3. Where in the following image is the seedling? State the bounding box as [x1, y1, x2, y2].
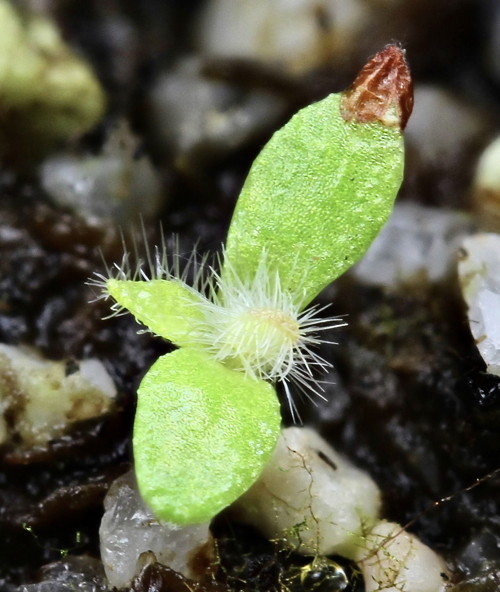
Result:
[93, 45, 412, 525]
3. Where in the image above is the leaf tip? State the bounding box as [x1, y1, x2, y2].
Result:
[340, 44, 413, 130]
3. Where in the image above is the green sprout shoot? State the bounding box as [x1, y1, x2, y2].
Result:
[91, 45, 413, 526]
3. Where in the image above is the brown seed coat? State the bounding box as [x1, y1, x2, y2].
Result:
[340, 44, 413, 130]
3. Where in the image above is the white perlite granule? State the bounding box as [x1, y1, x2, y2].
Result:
[0, 343, 116, 447]
[458, 233, 500, 376]
[233, 427, 449, 592]
[232, 426, 382, 559]
[99, 471, 213, 589]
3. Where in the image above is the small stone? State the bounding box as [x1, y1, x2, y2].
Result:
[0, 344, 116, 447]
[472, 135, 500, 231]
[355, 521, 449, 592]
[0, 0, 105, 151]
[195, 0, 369, 75]
[148, 56, 286, 172]
[455, 528, 500, 579]
[231, 426, 381, 559]
[458, 233, 500, 376]
[18, 556, 108, 592]
[40, 121, 163, 224]
[99, 471, 214, 589]
[405, 85, 489, 171]
[353, 202, 473, 286]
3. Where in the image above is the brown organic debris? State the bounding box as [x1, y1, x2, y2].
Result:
[131, 559, 230, 592]
[341, 44, 413, 130]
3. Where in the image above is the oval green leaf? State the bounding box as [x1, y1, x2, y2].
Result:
[133, 348, 281, 525]
[106, 278, 205, 347]
[224, 93, 404, 307]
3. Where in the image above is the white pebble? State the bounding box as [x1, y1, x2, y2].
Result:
[232, 426, 381, 559]
[99, 471, 213, 589]
[458, 233, 500, 376]
[148, 56, 286, 168]
[472, 135, 500, 231]
[353, 202, 472, 286]
[474, 136, 500, 192]
[40, 121, 162, 223]
[0, 344, 116, 447]
[355, 521, 449, 592]
[196, 0, 368, 74]
[18, 555, 108, 592]
[405, 85, 488, 169]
